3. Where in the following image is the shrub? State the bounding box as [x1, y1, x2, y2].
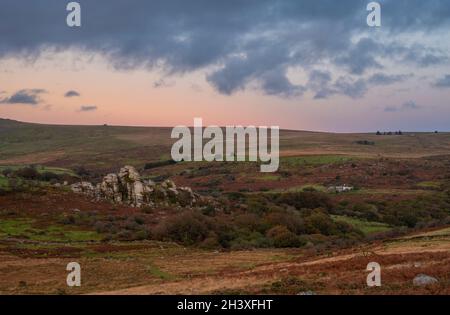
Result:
[14, 167, 39, 180]
[271, 191, 332, 210]
[141, 206, 154, 214]
[60, 215, 76, 225]
[155, 211, 211, 246]
[266, 225, 304, 248]
[263, 210, 306, 235]
[133, 215, 145, 225]
[305, 211, 338, 236]
[134, 228, 151, 240]
[201, 205, 216, 216]
[200, 232, 221, 249]
[74, 166, 90, 177]
[40, 171, 62, 182]
[1, 168, 13, 177]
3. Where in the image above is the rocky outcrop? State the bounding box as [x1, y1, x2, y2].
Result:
[71, 166, 198, 208]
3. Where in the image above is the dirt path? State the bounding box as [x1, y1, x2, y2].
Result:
[91, 240, 450, 295]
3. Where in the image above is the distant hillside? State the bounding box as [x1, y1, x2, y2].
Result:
[1, 118, 450, 172]
[0, 118, 26, 127]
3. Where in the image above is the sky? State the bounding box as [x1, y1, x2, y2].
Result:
[0, 0, 450, 132]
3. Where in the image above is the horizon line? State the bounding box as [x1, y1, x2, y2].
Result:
[1, 117, 448, 135]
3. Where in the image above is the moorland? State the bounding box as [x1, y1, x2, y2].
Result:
[1, 118, 449, 294]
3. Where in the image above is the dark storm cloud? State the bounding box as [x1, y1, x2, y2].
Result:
[0, 0, 449, 98]
[433, 75, 450, 88]
[0, 89, 47, 105]
[79, 105, 97, 112]
[65, 90, 80, 97]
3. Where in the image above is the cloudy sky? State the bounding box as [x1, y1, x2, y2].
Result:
[0, 0, 449, 132]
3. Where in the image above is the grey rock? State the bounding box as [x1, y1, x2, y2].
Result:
[413, 274, 438, 286]
[71, 165, 199, 208]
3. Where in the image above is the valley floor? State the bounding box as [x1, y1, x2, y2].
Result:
[1, 226, 449, 295]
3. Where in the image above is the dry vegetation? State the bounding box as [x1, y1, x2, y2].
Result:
[1, 118, 450, 295]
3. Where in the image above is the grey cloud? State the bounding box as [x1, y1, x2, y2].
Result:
[334, 38, 383, 75]
[153, 79, 175, 88]
[0, 89, 46, 105]
[260, 69, 306, 98]
[384, 100, 421, 112]
[368, 73, 412, 86]
[65, 90, 80, 97]
[307, 70, 334, 99]
[308, 71, 413, 100]
[79, 105, 97, 112]
[402, 46, 448, 67]
[433, 75, 450, 88]
[307, 73, 368, 99]
[384, 105, 398, 112]
[333, 77, 368, 99]
[0, 1, 449, 97]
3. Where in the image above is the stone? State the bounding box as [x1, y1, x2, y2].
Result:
[70, 181, 96, 197]
[413, 274, 438, 286]
[71, 165, 199, 208]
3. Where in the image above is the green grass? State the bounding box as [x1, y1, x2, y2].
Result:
[0, 175, 8, 188]
[416, 181, 441, 189]
[0, 219, 103, 242]
[331, 215, 392, 235]
[146, 264, 175, 280]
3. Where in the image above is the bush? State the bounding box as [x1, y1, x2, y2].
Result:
[14, 167, 39, 180]
[305, 211, 338, 236]
[155, 211, 211, 246]
[266, 225, 304, 248]
[201, 205, 216, 216]
[141, 206, 154, 214]
[40, 171, 62, 182]
[263, 210, 306, 235]
[270, 191, 332, 210]
[74, 166, 90, 177]
[60, 215, 76, 225]
[1, 168, 13, 177]
[132, 215, 145, 225]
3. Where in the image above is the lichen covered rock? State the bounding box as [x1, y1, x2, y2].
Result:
[71, 165, 198, 208]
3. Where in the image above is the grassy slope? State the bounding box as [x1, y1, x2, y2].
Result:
[0, 218, 103, 242]
[331, 215, 392, 235]
[2, 118, 450, 172]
